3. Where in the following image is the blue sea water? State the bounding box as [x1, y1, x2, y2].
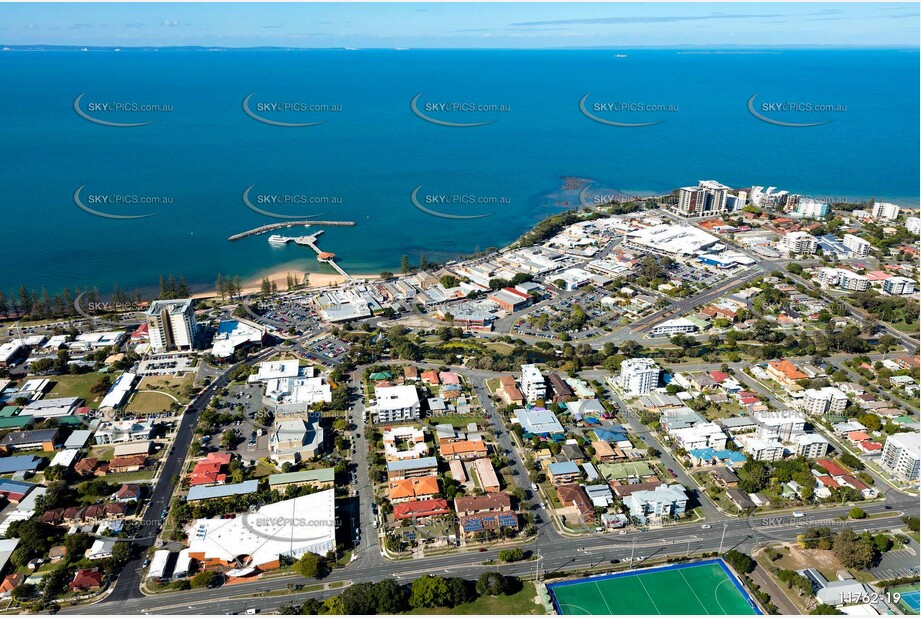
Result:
[1, 48, 918, 296]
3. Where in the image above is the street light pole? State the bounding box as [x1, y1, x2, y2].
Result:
[718, 523, 728, 555]
[630, 538, 636, 564]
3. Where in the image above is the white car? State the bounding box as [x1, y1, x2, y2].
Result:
[701, 524, 711, 529]
[619, 530, 627, 535]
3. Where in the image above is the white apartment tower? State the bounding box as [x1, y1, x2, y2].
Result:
[676, 180, 731, 217]
[802, 387, 849, 416]
[880, 433, 920, 481]
[843, 234, 871, 257]
[871, 202, 900, 221]
[782, 232, 818, 255]
[619, 358, 661, 395]
[520, 364, 547, 403]
[146, 299, 197, 352]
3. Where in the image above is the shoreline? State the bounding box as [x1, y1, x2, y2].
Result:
[191, 269, 381, 301]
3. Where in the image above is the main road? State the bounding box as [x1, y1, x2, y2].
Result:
[62, 358, 919, 615]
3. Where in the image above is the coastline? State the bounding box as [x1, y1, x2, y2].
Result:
[191, 269, 381, 301]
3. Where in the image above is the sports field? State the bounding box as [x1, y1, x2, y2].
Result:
[890, 585, 920, 614]
[548, 560, 760, 615]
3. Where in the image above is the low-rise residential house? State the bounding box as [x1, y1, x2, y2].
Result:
[388, 476, 440, 503]
[557, 484, 595, 524]
[548, 461, 582, 485]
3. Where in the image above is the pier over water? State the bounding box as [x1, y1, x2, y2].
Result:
[227, 220, 355, 241]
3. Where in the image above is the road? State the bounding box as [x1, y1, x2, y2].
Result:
[62, 353, 919, 614]
[62, 496, 916, 615]
[100, 349, 278, 605]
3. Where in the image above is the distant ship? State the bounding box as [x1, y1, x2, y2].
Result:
[615, 54, 628, 58]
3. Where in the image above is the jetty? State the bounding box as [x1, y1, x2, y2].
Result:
[228, 220, 355, 241]
[267, 232, 352, 281]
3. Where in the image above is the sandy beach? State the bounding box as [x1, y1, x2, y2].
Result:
[192, 269, 380, 301]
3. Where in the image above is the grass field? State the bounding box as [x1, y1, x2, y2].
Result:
[406, 581, 541, 615]
[549, 560, 759, 615]
[125, 389, 177, 414]
[35, 373, 110, 407]
[136, 374, 196, 404]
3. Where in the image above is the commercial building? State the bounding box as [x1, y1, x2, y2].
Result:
[619, 358, 660, 395]
[0, 341, 26, 367]
[146, 299, 197, 352]
[520, 364, 547, 403]
[267, 468, 335, 490]
[883, 276, 916, 296]
[802, 387, 849, 415]
[93, 420, 154, 444]
[650, 317, 700, 337]
[186, 490, 336, 571]
[487, 287, 531, 313]
[782, 231, 818, 255]
[211, 319, 265, 359]
[372, 385, 421, 423]
[99, 372, 136, 413]
[269, 416, 324, 464]
[21, 397, 81, 419]
[186, 480, 259, 502]
[676, 180, 731, 217]
[623, 224, 720, 258]
[879, 432, 920, 481]
[842, 234, 871, 257]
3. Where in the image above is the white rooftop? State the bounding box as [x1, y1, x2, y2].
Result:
[186, 490, 336, 569]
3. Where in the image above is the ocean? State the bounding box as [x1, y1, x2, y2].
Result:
[1, 48, 918, 296]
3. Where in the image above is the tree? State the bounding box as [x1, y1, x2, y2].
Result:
[849, 507, 867, 520]
[810, 604, 844, 615]
[401, 255, 411, 274]
[832, 529, 878, 570]
[723, 550, 755, 574]
[295, 552, 326, 579]
[409, 575, 452, 609]
[372, 579, 408, 613]
[738, 460, 771, 493]
[476, 572, 510, 596]
[498, 547, 523, 563]
[190, 570, 221, 589]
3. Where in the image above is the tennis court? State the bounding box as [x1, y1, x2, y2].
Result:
[548, 560, 760, 615]
[891, 585, 920, 614]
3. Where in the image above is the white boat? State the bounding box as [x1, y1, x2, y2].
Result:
[267, 235, 288, 245]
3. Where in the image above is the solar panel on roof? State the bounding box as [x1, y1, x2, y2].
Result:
[497, 515, 517, 527]
[463, 518, 483, 532]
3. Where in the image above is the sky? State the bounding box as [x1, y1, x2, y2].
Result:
[0, 3, 918, 49]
